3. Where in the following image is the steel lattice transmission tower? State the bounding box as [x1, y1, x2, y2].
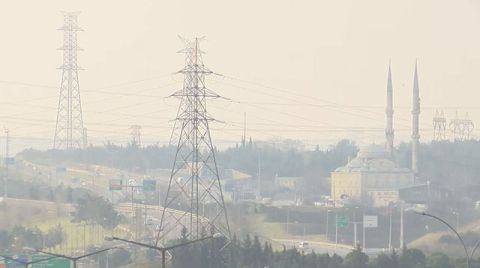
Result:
[53, 12, 86, 150]
[157, 38, 230, 243]
[449, 111, 474, 141]
[129, 125, 142, 147]
[433, 110, 446, 141]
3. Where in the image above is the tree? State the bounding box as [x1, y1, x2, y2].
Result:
[370, 253, 395, 268]
[426, 252, 452, 268]
[328, 254, 343, 268]
[75, 195, 121, 229]
[107, 248, 131, 267]
[400, 248, 426, 268]
[343, 245, 368, 268]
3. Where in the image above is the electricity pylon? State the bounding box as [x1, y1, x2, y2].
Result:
[53, 12, 86, 150]
[433, 110, 446, 141]
[157, 38, 230, 244]
[129, 125, 142, 147]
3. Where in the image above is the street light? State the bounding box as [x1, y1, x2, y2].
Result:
[105, 233, 224, 268]
[416, 212, 469, 268]
[34, 247, 116, 268]
[0, 254, 56, 268]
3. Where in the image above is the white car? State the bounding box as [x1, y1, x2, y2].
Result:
[298, 241, 309, 249]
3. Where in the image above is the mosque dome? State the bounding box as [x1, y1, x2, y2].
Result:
[335, 143, 401, 172]
[357, 143, 390, 160]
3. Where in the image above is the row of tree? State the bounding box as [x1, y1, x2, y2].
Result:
[0, 225, 63, 252]
[169, 234, 479, 268]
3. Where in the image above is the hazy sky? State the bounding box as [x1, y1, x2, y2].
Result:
[1, 0, 480, 152]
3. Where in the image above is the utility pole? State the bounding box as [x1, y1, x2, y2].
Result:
[157, 38, 230, 244]
[4, 128, 9, 198]
[242, 112, 246, 147]
[53, 12, 86, 150]
[353, 222, 359, 247]
[257, 153, 261, 199]
[388, 205, 393, 252]
[326, 210, 330, 241]
[362, 210, 366, 250]
[286, 207, 290, 236]
[335, 213, 338, 253]
[400, 202, 405, 249]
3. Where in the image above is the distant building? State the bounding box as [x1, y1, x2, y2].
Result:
[331, 144, 414, 207]
[221, 169, 255, 202]
[275, 176, 305, 191]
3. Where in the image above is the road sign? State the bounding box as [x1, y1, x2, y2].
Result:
[143, 179, 156, 192]
[31, 256, 70, 268]
[5, 255, 28, 268]
[109, 179, 123, 191]
[363, 215, 378, 228]
[336, 215, 350, 228]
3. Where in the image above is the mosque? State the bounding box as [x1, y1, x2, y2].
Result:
[331, 63, 420, 207]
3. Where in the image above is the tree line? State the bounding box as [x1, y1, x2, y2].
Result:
[0, 225, 63, 253]
[168, 234, 480, 268]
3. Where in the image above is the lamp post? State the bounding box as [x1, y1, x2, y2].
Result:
[35, 247, 116, 268]
[470, 240, 480, 263]
[0, 254, 55, 268]
[417, 212, 469, 268]
[105, 233, 224, 268]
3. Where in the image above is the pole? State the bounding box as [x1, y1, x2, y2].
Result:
[83, 223, 86, 253]
[418, 212, 470, 268]
[326, 210, 329, 241]
[286, 208, 290, 236]
[162, 249, 166, 268]
[257, 153, 261, 199]
[353, 222, 358, 247]
[335, 213, 338, 253]
[243, 112, 246, 146]
[362, 210, 366, 250]
[388, 206, 393, 252]
[400, 202, 404, 249]
[456, 212, 460, 230]
[4, 129, 8, 198]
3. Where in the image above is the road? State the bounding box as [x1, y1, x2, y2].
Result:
[272, 238, 353, 256]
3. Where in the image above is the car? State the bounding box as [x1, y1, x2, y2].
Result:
[298, 241, 309, 249]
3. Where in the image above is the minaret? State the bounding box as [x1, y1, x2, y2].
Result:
[385, 63, 394, 157]
[411, 61, 421, 174]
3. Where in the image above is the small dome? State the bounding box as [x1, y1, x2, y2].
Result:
[357, 144, 390, 159]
